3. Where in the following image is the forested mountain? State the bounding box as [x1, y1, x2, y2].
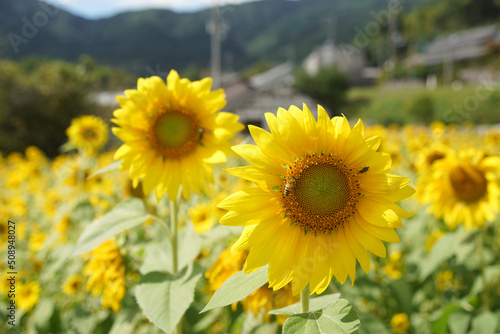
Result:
[1, 0, 419, 75]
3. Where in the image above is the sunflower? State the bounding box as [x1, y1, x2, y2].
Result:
[391, 313, 410, 334]
[66, 115, 108, 153]
[383, 250, 403, 280]
[17, 281, 41, 311]
[217, 104, 414, 295]
[83, 240, 126, 312]
[189, 202, 215, 234]
[62, 274, 84, 296]
[112, 70, 243, 201]
[420, 149, 500, 230]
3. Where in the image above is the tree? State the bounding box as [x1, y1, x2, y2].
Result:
[294, 66, 350, 116]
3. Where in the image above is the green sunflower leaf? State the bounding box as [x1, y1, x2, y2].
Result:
[200, 265, 269, 313]
[358, 312, 388, 334]
[135, 264, 202, 334]
[470, 312, 498, 334]
[448, 311, 471, 334]
[72, 197, 148, 256]
[86, 159, 122, 179]
[419, 226, 469, 281]
[282, 298, 360, 334]
[432, 303, 463, 334]
[269, 293, 341, 315]
[140, 225, 201, 274]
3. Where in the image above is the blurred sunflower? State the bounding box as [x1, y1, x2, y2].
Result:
[189, 202, 215, 234]
[112, 70, 243, 201]
[435, 270, 458, 292]
[218, 105, 414, 295]
[66, 115, 109, 153]
[62, 274, 83, 296]
[420, 149, 500, 230]
[17, 281, 40, 312]
[83, 240, 126, 312]
[383, 250, 404, 280]
[391, 313, 410, 334]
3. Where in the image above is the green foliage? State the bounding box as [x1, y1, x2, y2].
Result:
[419, 227, 469, 280]
[0, 57, 134, 157]
[282, 299, 360, 334]
[0, 59, 94, 157]
[0, 0, 425, 74]
[241, 60, 273, 82]
[201, 265, 269, 313]
[345, 86, 500, 125]
[294, 66, 350, 116]
[135, 265, 203, 334]
[406, 94, 435, 123]
[72, 197, 149, 256]
[181, 64, 202, 81]
[140, 226, 202, 274]
[403, 0, 500, 43]
[270, 294, 341, 316]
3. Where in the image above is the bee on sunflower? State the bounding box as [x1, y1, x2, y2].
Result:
[217, 104, 415, 296]
[112, 70, 243, 201]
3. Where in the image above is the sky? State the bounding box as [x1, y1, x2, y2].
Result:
[45, 0, 257, 19]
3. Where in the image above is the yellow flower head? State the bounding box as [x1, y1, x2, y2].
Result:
[18, 281, 41, 312]
[391, 313, 410, 334]
[218, 105, 415, 295]
[83, 240, 126, 312]
[29, 231, 47, 253]
[66, 115, 109, 153]
[62, 274, 83, 296]
[436, 270, 455, 292]
[384, 250, 403, 279]
[420, 149, 500, 230]
[189, 203, 215, 234]
[112, 70, 244, 201]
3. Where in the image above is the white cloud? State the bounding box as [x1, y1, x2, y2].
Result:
[47, 0, 257, 18]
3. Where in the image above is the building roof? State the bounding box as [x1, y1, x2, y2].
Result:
[421, 25, 499, 65]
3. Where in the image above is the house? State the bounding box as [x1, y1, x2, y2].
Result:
[411, 25, 500, 66]
[224, 62, 320, 131]
[302, 40, 375, 85]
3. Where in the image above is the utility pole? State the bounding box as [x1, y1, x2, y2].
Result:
[388, 10, 397, 82]
[207, 2, 223, 89]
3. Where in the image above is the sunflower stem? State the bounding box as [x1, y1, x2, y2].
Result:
[300, 284, 310, 313]
[170, 198, 179, 275]
[476, 228, 491, 311]
[170, 189, 182, 334]
[77, 150, 87, 201]
[149, 214, 171, 239]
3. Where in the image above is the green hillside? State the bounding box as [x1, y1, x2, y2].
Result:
[1, 0, 420, 75]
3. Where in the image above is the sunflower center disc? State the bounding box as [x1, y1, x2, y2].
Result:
[426, 151, 445, 166]
[295, 164, 350, 215]
[82, 128, 98, 140]
[449, 164, 487, 202]
[150, 110, 199, 158]
[281, 153, 361, 235]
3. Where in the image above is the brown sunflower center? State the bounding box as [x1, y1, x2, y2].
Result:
[148, 109, 200, 159]
[281, 153, 361, 235]
[449, 163, 487, 202]
[426, 151, 445, 166]
[82, 128, 98, 141]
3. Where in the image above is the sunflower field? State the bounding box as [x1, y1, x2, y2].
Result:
[1, 70, 500, 334]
